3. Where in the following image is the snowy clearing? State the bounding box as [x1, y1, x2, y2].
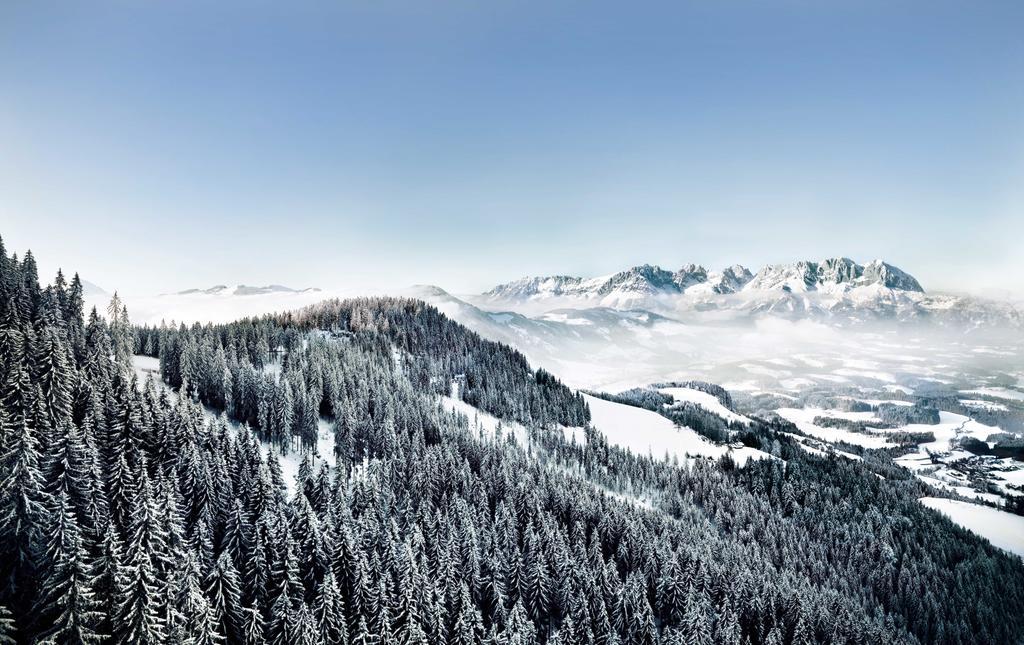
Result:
[960, 399, 1010, 412]
[959, 388, 1024, 403]
[775, 407, 896, 449]
[657, 387, 751, 425]
[920, 497, 1024, 558]
[583, 394, 772, 467]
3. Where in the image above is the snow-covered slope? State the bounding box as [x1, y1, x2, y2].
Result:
[658, 387, 752, 425]
[920, 497, 1024, 558]
[132, 355, 334, 494]
[583, 394, 772, 466]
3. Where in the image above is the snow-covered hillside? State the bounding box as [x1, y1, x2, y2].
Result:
[920, 497, 1024, 558]
[582, 394, 772, 466]
[133, 354, 335, 494]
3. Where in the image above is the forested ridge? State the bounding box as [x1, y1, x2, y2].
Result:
[1, 235, 1023, 644]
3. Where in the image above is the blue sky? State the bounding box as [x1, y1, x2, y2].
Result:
[2, 1, 1022, 296]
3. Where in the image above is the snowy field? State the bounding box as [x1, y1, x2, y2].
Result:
[657, 387, 752, 425]
[920, 497, 1024, 558]
[960, 388, 1024, 403]
[893, 413, 1004, 502]
[582, 394, 772, 466]
[775, 407, 897, 449]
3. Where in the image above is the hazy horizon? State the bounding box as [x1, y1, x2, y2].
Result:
[12, 240, 1024, 302]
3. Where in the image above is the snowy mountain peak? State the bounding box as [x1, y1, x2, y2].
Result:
[743, 258, 924, 294]
[483, 257, 923, 305]
[674, 263, 709, 289]
[596, 264, 679, 297]
[80, 279, 109, 297]
[481, 275, 599, 301]
[862, 259, 924, 292]
[466, 258, 1013, 326]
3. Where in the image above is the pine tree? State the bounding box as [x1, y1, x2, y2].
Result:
[449, 582, 481, 645]
[657, 554, 687, 626]
[106, 293, 133, 368]
[1, 359, 32, 431]
[519, 527, 550, 623]
[34, 483, 102, 644]
[0, 604, 15, 645]
[32, 326, 73, 430]
[680, 585, 712, 645]
[176, 553, 217, 645]
[206, 551, 244, 642]
[0, 414, 46, 615]
[267, 585, 298, 645]
[503, 600, 537, 645]
[113, 467, 166, 644]
[66, 273, 86, 360]
[241, 605, 265, 645]
[352, 616, 373, 645]
[314, 569, 348, 644]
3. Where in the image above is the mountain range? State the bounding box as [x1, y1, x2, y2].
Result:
[481, 258, 921, 305]
[470, 257, 1020, 328]
[82, 260, 1022, 391]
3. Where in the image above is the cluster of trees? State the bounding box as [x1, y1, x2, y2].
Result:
[2, 235, 1024, 645]
[798, 395, 874, 414]
[876, 404, 940, 427]
[911, 389, 1024, 434]
[811, 416, 895, 432]
[277, 298, 590, 429]
[135, 298, 590, 456]
[807, 417, 934, 447]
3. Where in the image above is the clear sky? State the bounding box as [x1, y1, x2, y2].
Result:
[2, 1, 1022, 296]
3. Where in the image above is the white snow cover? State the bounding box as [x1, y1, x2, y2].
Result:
[775, 407, 897, 449]
[657, 387, 751, 425]
[583, 394, 771, 466]
[960, 388, 1024, 403]
[904, 412, 996, 455]
[920, 497, 1024, 558]
[959, 399, 1010, 412]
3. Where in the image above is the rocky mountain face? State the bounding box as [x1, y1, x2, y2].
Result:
[485, 257, 923, 303]
[475, 258, 1019, 328]
[746, 258, 923, 293]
